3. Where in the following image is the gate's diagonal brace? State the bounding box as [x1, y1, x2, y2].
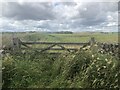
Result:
[56, 44, 71, 52]
[21, 42, 31, 48]
[40, 44, 57, 53]
[21, 41, 41, 53]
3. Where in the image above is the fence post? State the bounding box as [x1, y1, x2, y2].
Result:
[90, 37, 96, 45]
[12, 38, 21, 52]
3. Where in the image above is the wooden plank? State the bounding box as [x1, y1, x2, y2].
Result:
[56, 44, 71, 52]
[21, 42, 31, 48]
[22, 42, 89, 45]
[40, 44, 56, 52]
[42, 52, 62, 55]
[21, 48, 78, 51]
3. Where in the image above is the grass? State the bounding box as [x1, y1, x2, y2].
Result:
[2, 44, 119, 88]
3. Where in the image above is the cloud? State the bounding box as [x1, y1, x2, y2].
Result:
[2, 2, 55, 20]
[71, 2, 117, 26]
[1, 2, 118, 32]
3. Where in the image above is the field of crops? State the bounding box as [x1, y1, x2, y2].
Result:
[1, 32, 119, 88]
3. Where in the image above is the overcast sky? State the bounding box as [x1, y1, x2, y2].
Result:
[0, 1, 119, 32]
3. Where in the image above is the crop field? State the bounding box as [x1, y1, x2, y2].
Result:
[1, 32, 119, 88]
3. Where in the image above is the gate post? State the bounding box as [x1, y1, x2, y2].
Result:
[12, 38, 21, 52]
[90, 37, 96, 45]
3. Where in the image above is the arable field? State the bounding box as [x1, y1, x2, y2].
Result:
[1, 32, 119, 88]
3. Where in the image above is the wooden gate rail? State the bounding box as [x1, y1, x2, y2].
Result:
[22, 42, 89, 45]
[21, 48, 78, 51]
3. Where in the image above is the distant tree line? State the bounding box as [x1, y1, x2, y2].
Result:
[52, 31, 73, 34]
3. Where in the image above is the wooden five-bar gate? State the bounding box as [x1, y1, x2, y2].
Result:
[11, 37, 96, 53]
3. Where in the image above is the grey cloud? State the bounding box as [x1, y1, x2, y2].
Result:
[118, 1, 120, 12]
[36, 21, 67, 31]
[102, 2, 118, 12]
[1, 2, 118, 32]
[71, 2, 117, 26]
[57, 2, 76, 6]
[2, 2, 55, 20]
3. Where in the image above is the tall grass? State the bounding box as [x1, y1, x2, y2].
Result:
[2, 44, 119, 88]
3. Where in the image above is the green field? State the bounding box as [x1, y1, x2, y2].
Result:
[1, 32, 118, 47]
